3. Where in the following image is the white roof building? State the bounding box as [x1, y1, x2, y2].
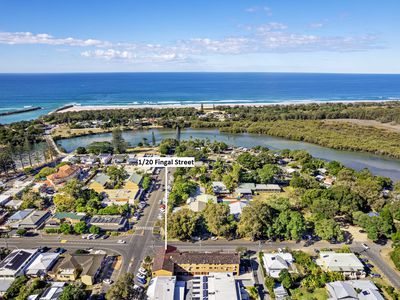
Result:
[229, 201, 248, 217]
[146, 276, 182, 300]
[262, 252, 294, 278]
[317, 252, 365, 279]
[326, 280, 384, 300]
[26, 252, 60, 276]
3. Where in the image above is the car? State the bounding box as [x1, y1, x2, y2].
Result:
[191, 236, 201, 241]
[360, 258, 369, 262]
[117, 240, 126, 244]
[103, 279, 113, 284]
[371, 273, 381, 278]
[362, 243, 369, 250]
[54, 247, 66, 254]
[101, 235, 109, 240]
[366, 263, 374, 268]
[81, 235, 88, 239]
[136, 273, 146, 280]
[210, 236, 218, 241]
[138, 267, 147, 275]
[137, 277, 147, 285]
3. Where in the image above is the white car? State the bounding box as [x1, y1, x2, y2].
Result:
[362, 243, 369, 250]
[211, 236, 218, 241]
[103, 279, 113, 284]
[138, 267, 147, 275]
[136, 273, 146, 280]
[117, 240, 126, 244]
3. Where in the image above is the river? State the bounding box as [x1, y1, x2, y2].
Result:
[56, 128, 400, 181]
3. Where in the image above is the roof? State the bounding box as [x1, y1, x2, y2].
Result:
[90, 215, 126, 225]
[8, 209, 34, 221]
[53, 212, 85, 220]
[0, 249, 38, 276]
[195, 194, 217, 203]
[238, 183, 256, 190]
[57, 253, 105, 277]
[19, 211, 50, 226]
[263, 253, 294, 277]
[47, 165, 80, 182]
[212, 182, 229, 193]
[188, 201, 207, 212]
[26, 253, 60, 275]
[235, 188, 252, 195]
[327, 281, 358, 299]
[229, 201, 248, 215]
[91, 173, 110, 186]
[128, 172, 143, 185]
[39, 282, 65, 300]
[146, 276, 177, 300]
[317, 252, 364, 272]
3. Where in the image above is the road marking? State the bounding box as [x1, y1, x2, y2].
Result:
[134, 226, 154, 231]
[60, 240, 67, 243]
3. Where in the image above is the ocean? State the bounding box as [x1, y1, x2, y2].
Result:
[1, 72, 400, 123]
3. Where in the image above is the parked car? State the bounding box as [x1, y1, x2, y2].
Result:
[137, 277, 147, 285]
[117, 240, 126, 244]
[371, 273, 381, 278]
[54, 247, 66, 254]
[138, 267, 147, 275]
[136, 273, 146, 280]
[362, 243, 369, 250]
[103, 279, 113, 284]
[101, 235, 109, 240]
[210, 236, 218, 241]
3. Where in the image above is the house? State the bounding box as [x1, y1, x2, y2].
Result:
[259, 184, 282, 193]
[326, 280, 384, 300]
[26, 252, 60, 277]
[50, 212, 86, 225]
[0, 249, 39, 294]
[188, 194, 218, 212]
[229, 201, 248, 218]
[113, 154, 126, 164]
[0, 194, 12, 206]
[50, 253, 106, 286]
[102, 189, 136, 206]
[235, 188, 252, 197]
[17, 210, 51, 230]
[47, 165, 81, 186]
[212, 182, 230, 195]
[39, 282, 66, 300]
[89, 215, 128, 231]
[6, 208, 34, 228]
[274, 283, 289, 300]
[98, 153, 112, 165]
[4, 199, 23, 209]
[262, 252, 294, 278]
[88, 173, 110, 193]
[317, 252, 365, 279]
[124, 172, 143, 190]
[152, 248, 240, 277]
[323, 177, 335, 187]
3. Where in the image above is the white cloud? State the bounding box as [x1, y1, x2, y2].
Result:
[81, 49, 134, 60]
[309, 22, 324, 28]
[245, 6, 272, 15]
[0, 27, 383, 64]
[0, 31, 111, 47]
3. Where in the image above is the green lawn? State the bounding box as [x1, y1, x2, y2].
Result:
[291, 288, 328, 300]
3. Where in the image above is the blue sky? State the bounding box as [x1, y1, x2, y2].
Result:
[0, 0, 399, 73]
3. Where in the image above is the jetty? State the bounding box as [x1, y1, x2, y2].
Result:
[0, 106, 42, 116]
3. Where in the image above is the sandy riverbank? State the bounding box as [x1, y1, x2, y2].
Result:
[54, 99, 398, 114]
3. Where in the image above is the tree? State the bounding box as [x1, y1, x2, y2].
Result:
[279, 269, 293, 289]
[74, 221, 87, 234]
[59, 283, 87, 300]
[87, 141, 113, 154]
[258, 164, 281, 184]
[54, 193, 76, 212]
[3, 276, 28, 300]
[152, 131, 156, 146]
[112, 128, 127, 154]
[106, 166, 128, 188]
[273, 210, 306, 241]
[106, 273, 136, 300]
[203, 203, 236, 237]
[23, 135, 33, 167]
[237, 201, 277, 240]
[89, 225, 100, 234]
[37, 166, 56, 178]
[314, 219, 343, 241]
[75, 146, 87, 154]
[60, 223, 73, 234]
[21, 191, 45, 209]
[168, 208, 199, 240]
[141, 175, 152, 191]
[16, 229, 27, 236]
[0, 150, 15, 174]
